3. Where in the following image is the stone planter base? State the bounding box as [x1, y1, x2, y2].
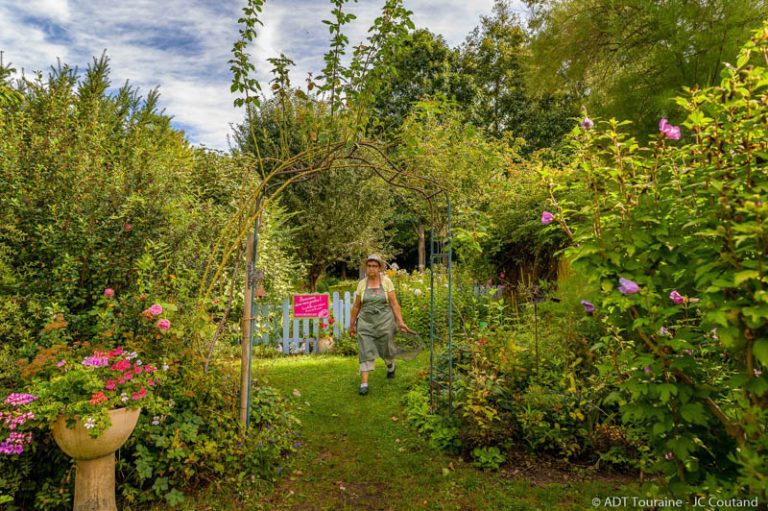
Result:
[52, 407, 141, 511]
[318, 336, 335, 354]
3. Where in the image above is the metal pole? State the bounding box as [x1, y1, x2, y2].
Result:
[447, 196, 453, 413]
[428, 227, 435, 413]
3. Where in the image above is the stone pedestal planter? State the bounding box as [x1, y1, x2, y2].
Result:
[52, 407, 141, 511]
[318, 336, 335, 354]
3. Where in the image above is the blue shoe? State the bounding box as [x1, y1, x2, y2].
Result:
[359, 386, 368, 395]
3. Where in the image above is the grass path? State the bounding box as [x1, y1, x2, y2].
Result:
[252, 354, 638, 511]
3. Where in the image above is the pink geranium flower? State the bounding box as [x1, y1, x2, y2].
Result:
[103, 288, 114, 298]
[157, 319, 171, 331]
[148, 304, 163, 316]
[541, 211, 554, 225]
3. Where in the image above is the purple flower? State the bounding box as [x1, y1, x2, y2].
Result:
[580, 116, 594, 129]
[659, 118, 681, 140]
[618, 277, 640, 295]
[0, 432, 33, 455]
[669, 290, 685, 305]
[658, 326, 671, 336]
[148, 304, 163, 316]
[580, 300, 595, 314]
[82, 355, 109, 367]
[644, 366, 653, 374]
[56, 360, 66, 367]
[3, 393, 39, 407]
[541, 211, 554, 225]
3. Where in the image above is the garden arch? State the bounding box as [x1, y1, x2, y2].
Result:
[196, 140, 455, 426]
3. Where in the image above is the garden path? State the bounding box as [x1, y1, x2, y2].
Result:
[253, 354, 635, 511]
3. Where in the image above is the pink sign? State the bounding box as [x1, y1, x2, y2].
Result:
[293, 294, 330, 318]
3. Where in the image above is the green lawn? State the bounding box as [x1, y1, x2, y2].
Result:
[247, 353, 641, 511]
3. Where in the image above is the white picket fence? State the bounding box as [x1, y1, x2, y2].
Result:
[250, 291, 353, 354]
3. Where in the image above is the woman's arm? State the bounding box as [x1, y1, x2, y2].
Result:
[349, 294, 362, 335]
[388, 291, 409, 332]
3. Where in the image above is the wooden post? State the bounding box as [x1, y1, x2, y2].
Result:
[239, 229, 256, 426]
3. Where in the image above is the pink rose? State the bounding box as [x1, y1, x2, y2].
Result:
[157, 319, 171, 331]
[148, 304, 163, 316]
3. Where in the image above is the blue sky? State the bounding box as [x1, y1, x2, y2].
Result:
[0, 0, 527, 150]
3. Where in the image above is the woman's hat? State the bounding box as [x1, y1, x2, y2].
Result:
[365, 254, 386, 268]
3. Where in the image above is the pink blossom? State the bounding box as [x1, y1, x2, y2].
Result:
[541, 211, 554, 225]
[659, 118, 681, 140]
[123, 223, 132, 232]
[644, 366, 653, 374]
[103, 288, 115, 298]
[82, 355, 110, 367]
[3, 394, 39, 407]
[669, 290, 685, 305]
[580, 300, 595, 314]
[148, 304, 163, 316]
[580, 116, 594, 129]
[664, 452, 674, 460]
[157, 319, 171, 331]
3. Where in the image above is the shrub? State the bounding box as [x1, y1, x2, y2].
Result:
[542, 24, 768, 497]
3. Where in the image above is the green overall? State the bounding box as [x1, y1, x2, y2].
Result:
[357, 281, 396, 365]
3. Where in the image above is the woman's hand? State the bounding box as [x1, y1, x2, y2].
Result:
[397, 322, 410, 333]
[349, 324, 357, 336]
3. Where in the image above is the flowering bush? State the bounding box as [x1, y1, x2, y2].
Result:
[0, 394, 38, 455]
[540, 25, 768, 498]
[5, 344, 167, 442]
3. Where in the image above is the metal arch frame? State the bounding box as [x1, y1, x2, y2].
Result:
[207, 140, 455, 428]
[428, 195, 453, 415]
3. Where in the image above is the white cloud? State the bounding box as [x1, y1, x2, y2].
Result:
[17, 0, 71, 22]
[0, 0, 518, 150]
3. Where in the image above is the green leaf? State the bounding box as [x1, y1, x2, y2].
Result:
[657, 383, 678, 403]
[679, 402, 708, 425]
[735, 270, 760, 286]
[753, 339, 768, 366]
[165, 488, 185, 506]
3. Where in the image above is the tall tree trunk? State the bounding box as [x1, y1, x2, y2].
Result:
[417, 224, 426, 271]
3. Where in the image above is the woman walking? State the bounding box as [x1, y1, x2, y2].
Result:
[349, 254, 410, 395]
